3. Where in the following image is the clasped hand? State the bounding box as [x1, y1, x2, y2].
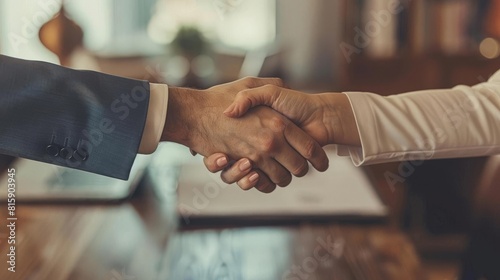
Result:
[201, 77, 361, 192]
[162, 77, 335, 193]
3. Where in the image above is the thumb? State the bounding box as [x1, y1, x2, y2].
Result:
[223, 85, 281, 118]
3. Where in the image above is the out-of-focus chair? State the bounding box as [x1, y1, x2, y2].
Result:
[461, 155, 500, 280]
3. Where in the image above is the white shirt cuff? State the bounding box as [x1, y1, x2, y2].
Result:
[138, 83, 169, 154]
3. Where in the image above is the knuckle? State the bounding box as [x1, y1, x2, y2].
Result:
[303, 139, 317, 160]
[235, 90, 248, 99]
[262, 84, 277, 91]
[238, 181, 253, 191]
[270, 116, 286, 133]
[259, 134, 279, 153]
[293, 161, 309, 177]
[235, 91, 252, 106]
[243, 76, 258, 86]
[276, 173, 292, 187]
[203, 159, 217, 173]
[248, 153, 263, 164]
[257, 182, 275, 193]
[207, 167, 218, 173]
[271, 78, 284, 87]
[263, 184, 277, 193]
[220, 173, 232, 184]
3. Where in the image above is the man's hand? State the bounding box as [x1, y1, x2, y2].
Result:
[161, 77, 329, 193]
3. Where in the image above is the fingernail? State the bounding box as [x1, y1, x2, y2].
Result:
[223, 105, 234, 115]
[239, 159, 251, 171]
[216, 157, 228, 167]
[249, 172, 259, 183]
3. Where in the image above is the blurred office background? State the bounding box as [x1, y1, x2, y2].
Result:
[2, 0, 500, 279]
[2, 0, 500, 91]
[0, 0, 342, 89]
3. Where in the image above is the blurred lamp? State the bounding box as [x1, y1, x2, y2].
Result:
[479, 38, 500, 59]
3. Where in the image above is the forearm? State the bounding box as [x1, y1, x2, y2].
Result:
[340, 77, 500, 165]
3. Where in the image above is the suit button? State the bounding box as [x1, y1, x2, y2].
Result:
[46, 144, 60, 157]
[59, 147, 74, 160]
[73, 148, 88, 161]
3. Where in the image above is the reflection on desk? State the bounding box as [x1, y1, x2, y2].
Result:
[0, 155, 424, 280]
[161, 225, 423, 280]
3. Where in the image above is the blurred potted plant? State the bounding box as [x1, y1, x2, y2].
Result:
[171, 26, 209, 58]
[168, 25, 214, 87]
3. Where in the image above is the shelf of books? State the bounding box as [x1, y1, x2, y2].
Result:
[339, 0, 500, 94]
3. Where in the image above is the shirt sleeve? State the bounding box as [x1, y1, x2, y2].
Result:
[339, 69, 500, 165]
[138, 83, 169, 154]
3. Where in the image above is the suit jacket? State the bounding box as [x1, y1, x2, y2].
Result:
[0, 55, 150, 180]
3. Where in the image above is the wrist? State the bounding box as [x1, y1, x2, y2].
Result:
[161, 86, 204, 147]
[318, 93, 361, 146]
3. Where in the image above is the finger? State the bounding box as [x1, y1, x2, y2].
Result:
[240, 170, 276, 193]
[220, 158, 254, 184]
[234, 169, 276, 193]
[203, 153, 229, 173]
[235, 170, 259, 190]
[273, 141, 309, 178]
[284, 124, 330, 172]
[255, 158, 292, 187]
[224, 85, 282, 118]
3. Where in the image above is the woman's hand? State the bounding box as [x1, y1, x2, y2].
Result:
[224, 85, 360, 146]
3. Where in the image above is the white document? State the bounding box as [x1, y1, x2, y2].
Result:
[175, 148, 387, 220]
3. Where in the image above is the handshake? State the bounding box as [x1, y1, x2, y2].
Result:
[161, 77, 361, 193]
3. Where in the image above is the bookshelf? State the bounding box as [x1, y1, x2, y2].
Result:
[338, 0, 500, 94]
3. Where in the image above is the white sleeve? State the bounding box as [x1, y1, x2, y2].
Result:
[339, 69, 500, 166]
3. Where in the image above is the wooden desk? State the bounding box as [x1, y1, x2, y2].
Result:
[0, 178, 425, 280]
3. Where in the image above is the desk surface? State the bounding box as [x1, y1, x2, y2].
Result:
[0, 177, 425, 280]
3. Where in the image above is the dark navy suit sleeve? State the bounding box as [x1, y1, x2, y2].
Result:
[0, 55, 150, 180]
